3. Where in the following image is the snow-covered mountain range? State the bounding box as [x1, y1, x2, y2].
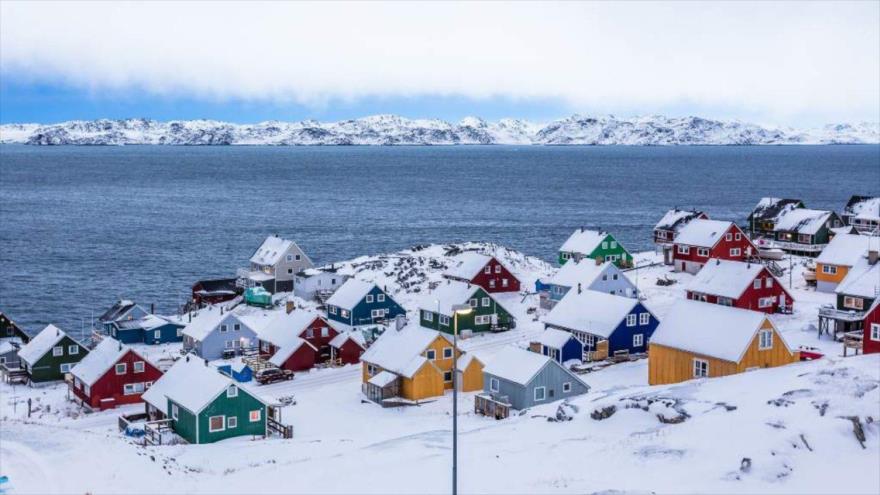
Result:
[1, 114, 878, 145]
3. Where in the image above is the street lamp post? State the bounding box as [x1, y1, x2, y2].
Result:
[450, 303, 473, 495]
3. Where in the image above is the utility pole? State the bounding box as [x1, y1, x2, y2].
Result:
[450, 303, 473, 495]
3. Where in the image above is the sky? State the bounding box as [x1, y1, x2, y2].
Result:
[1, 1, 878, 126]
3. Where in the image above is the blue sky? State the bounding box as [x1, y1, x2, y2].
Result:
[2, 2, 878, 126]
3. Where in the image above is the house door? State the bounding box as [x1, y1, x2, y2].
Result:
[680, 261, 686, 271]
[779, 294, 786, 309]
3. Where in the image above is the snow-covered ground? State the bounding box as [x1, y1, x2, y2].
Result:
[1, 245, 878, 494]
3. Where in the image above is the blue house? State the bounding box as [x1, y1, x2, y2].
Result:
[98, 300, 150, 334]
[480, 346, 590, 411]
[543, 289, 658, 360]
[531, 328, 584, 364]
[217, 361, 254, 382]
[539, 260, 637, 310]
[324, 279, 406, 327]
[109, 315, 185, 345]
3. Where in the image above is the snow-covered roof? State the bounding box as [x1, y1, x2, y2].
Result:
[816, 234, 874, 266]
[325, 279, 378, 309]
[98, 300, 144, 323]
[0, 338, 22, 356]
[543, 290, 641, 338]
[560, 229, 608, 255]
[748, 197, 803, 223]
[71, 338, 147, 386]
[360, 325, 450, 378]
[443, 252, 492, 280]
[654, 209, 705, 231]
[483, 346, 550, 385]
[117, 314, 177, 331]
[182, 305, 272, 342]
[259, 310, 321, 347]
[180, 307, 228, 341]
[546, 259, 612, 288]
[835, 257, 880, 299]
[773, 208, 834, 235]
[250, 235, 294, 266]
[650, 300, 789, 363]
[674, 219, 735, 248]
[687, 259, 769, 299]
[329, 330, 366, 349]
[368, 370, 399, 388]
[17, 324, 68, 366]
[418, 280, 483, 314]
[142, 356, 255, 414]
[845, 196, 880, 222]
[533, 328, 577, 349]
[269, 336, 317, 367]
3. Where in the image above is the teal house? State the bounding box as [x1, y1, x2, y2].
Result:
[419, 280, 515, 334]
[142, 356, 269, 444]
[558, 229, 633, 268]
[325, 279, 406, 327]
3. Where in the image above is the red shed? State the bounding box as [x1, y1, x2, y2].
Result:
[259, 309, 335, 368]
[69, 339, 163, 410]
[672, 219, 756, 274]
[863, 300, 880, 355]
[329, 331, 367, 365]
[686, 259, 794, 313]
[443, 252, 521, 293]
[269, 337, 318, 372]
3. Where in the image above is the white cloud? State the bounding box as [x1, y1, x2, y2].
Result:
[2, 1, 878, 124]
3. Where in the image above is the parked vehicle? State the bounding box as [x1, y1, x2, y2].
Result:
[255, 367, 294, 384]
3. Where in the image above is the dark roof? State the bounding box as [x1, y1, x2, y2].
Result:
[0, 311, 30, 343]
[747, 198, 804, 223]
[844, 195, 879, 214]
[192, 278, 238, 293]
[98, 300, 138, 323]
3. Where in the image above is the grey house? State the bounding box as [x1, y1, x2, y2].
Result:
[181, 307, 261, 360]
[294, 267, 350, 301]
[237, 235, 314, 293]
[481, 346, 590, 410]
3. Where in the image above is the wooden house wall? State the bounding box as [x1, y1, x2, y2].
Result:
[466, 257, 521, 293]
[75, 350, 163, 409]
[197, 387, 266, 444]
[863, 304, 880, 355]
[25, 335, 88, 382]
[460, 359, 484, 392]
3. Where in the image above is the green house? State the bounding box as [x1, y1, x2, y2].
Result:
[419, 280, 515, 334]
[142, 356, 269, 444]
[558, 229, 633, 268]
[17, 324, 89, 382]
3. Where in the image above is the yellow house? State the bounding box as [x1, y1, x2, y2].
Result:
[816, 234, 872, 293]
[648, 300, 799, 386]
[361, 326, 483, 403]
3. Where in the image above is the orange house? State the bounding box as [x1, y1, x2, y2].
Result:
[361, 326, 483, 403]
[816, 234, 873, 293]
[649, 300, 799, 386]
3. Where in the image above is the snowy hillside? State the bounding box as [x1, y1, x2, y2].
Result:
[1, 114, 877, 146]
[1, 244, 878, 494]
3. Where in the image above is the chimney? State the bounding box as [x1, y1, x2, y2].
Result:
[221, 306, 224, 315]
[869, 250, 879, 266]
[577, 283, 582, 294]
[118, 341, 123, 351]
[286, 300, 296, 314]
[186, 355, 190, 362]
[716, 259, 721, 265]
[204, 358, 209, 367]
[151, 303, 155, 314]
[595, 257, 602, 266]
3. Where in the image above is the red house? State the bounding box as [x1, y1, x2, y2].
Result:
[329, 331, 367, 365]
[69, 338, 163, 410]
[686, 259, 794, 313]
[443, 252, 521, 293]
[259, 309, 337, 369]
[863, 300, 880, 355]
[653, 208, 708, 245]
[672, 219, 756, 274]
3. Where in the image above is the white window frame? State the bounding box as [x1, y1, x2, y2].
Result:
[365, 294, 374, 304]
[765, 278, 773, 288]
[133, 361, 145, 373]
[678, 245, 690, 255]
[220, 324, 228, 333]
[843, 296, 864, 310]
[329, 306, 338, 315]
[115, 363, 127, 375]
[626, 314, 637, 327]
[482, 297, 491, 307]
[60, 363, 73, 373]
[639, 312, 650, 325]
[754, 279, 762, 289]
[633, 334, 644, 347]
[730, 248, 741, 257]
[562, 382, 572, 393]
[423, 311, 434, 322]
[426, 349, 436, 361]
[484, 266, 492, 274]
[233, 323, 241, 332]
[822, 265, 837, 275]
[68, 345, 79, 355]
[227, 385, 238, 398]
[155, 329, 162, 339]
[693, 359, 709, 378]
[227, 416, 238, 429]
[469, 298, 478, 308]
[249, 410, 262, 422]
[871, 323, 880, 342]
[495, 265, 502, 274]
[53, 346, 63, 357]
[697, 247, 709, 257]
[377, 294, 385, 302]
[758, 297, 774, 308]
[439, 315, 450, 326]
[534, 386, 546, 402]
[171, 404, 179, 420]
[370, 309, 384, 318]
[758, 329, 773, 350]
[725, 233, 732, 241]
[208, 415, 226, 433]
[443, 370, 453, 383]
[320, 327, 329, 337]
[442, 347, 453, 359]
[490, 377, 499, 392]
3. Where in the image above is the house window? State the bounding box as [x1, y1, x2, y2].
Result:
[725, 233, 732, 241]
[443, 347, 453, 359]
[145, 381, 153, 389]
[305, 328, 314, 339]
[495, 265, 502, 274]
[370, 309, 385, 318]
[53, 346, 63, 357]
[423, 311, 434, 322]
[697, 248, 709, 257]
[365, 294, 374, 304]
[489, 279, 496, 288]
[377, 294, 385, 302]
[249, 410, 262, 422]
[561, 252, 571, 260]
[227, 385, 238, 398]
[60, 363, 73, 373]
[233, 323, 241, 332]
[626, 314, 637, 327]
[176, 328, 183, 337]
[340, 310, 350, 319]
[209, 415, 226, 432]
[426, 349, 436, 361]
[68, 345, 79, 355]
[821, 265, 837, 275]
[534, 386, 546, 401]
[693, 359, 709, 378]
[754, 279, 762, 289]
[639, 313, 650, 325]
[490, 377, 499, 392]
[611, 241, 617, 249]
[759, 329, 773, 350]
[843, 297, 864, 310]
[871, 323, 880, 341]
[321, 327, 329, 337]
[171, 404, 179, 420]
[633, 334, 644, 347]
[134, 361, 145, 373]
[84, 384, 90, 395]
[225, 340, 234, 349]
[735, 233, 742, 241]
[484, 266, 492, 274]
[798, 234, 811, 244]
[758, 297, 774, 308]
[469, 299, 478, 308]
[677, 245, 690, 255]
[439, 315, 450, 326]
[612, 274, 619, 281]
[286, 254, 293, 262]
[602, 275, 608, 281]
[730, 248, 741, 257]
[295, 254, 301, 261]
[329, 306, 337, 315]
[443, 371, 453, 382]
[367, 364, 378, 376]
[765, 278, 773, 288]
[115, 363, 127, 375]
[562, 382, 572, 393]
[220, 324, 228, 333]
[602, 241, 608, 249]
[124, 383, 144, 395]
[475, 315, 492, 325]
[227, 416, 238, 429]
[718, 297, 733, 306]
[155, 329, 162, 340]
[482, 297, 491, 307]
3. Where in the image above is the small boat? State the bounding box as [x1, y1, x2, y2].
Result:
[803, 261, 817, 284]
[753, 238, 785, 260]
